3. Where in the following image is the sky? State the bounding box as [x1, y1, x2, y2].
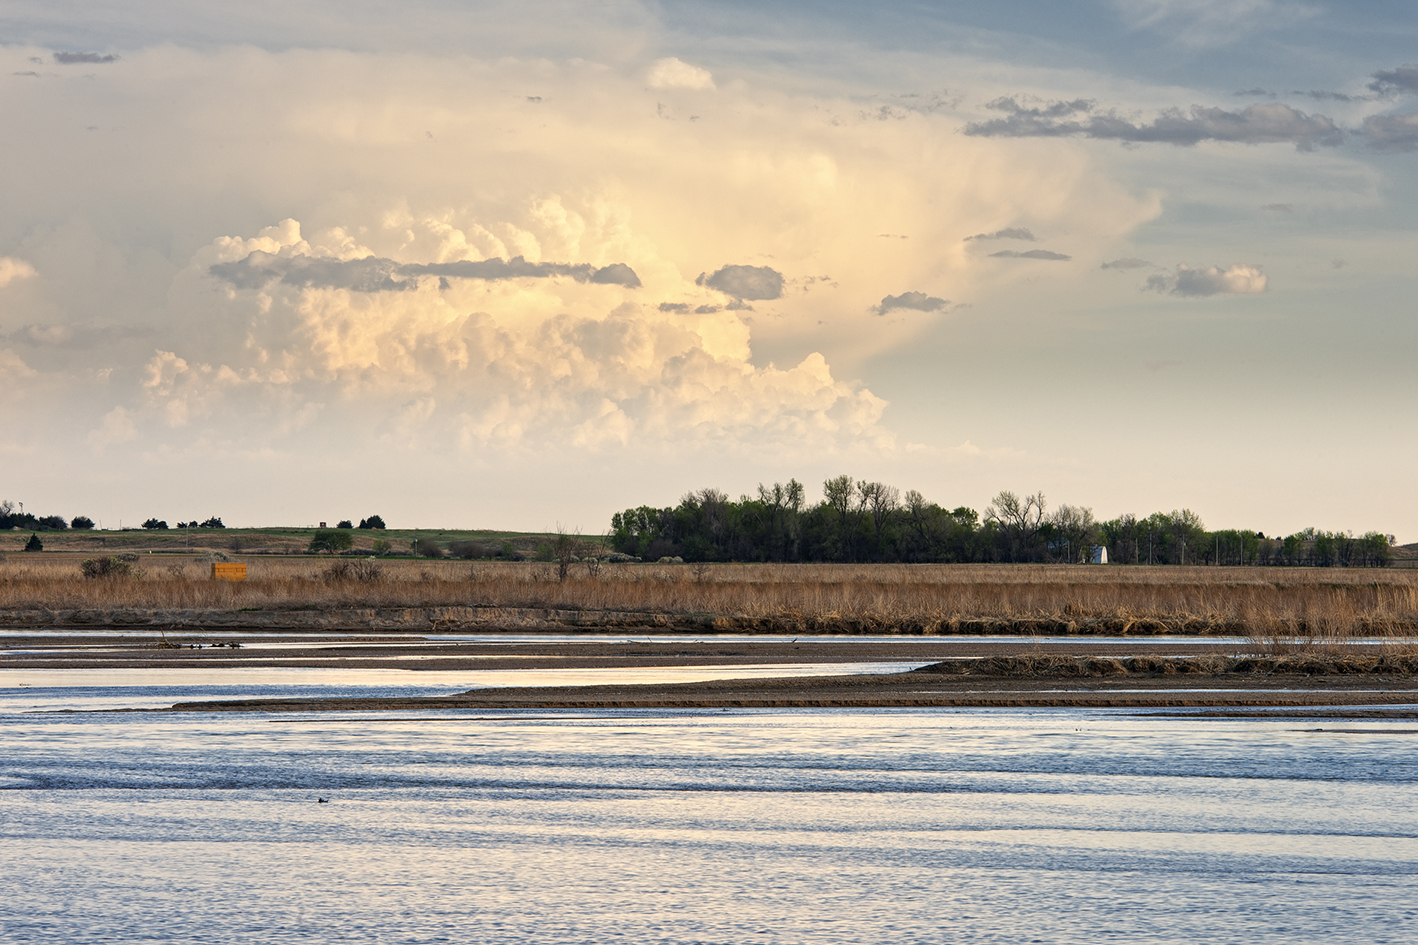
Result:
[1, 0, 1415, 538]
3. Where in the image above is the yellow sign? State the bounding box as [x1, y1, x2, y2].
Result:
[212, 562, 248, 582]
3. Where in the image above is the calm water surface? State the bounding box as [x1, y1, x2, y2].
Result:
[3, 694, 1417, 943]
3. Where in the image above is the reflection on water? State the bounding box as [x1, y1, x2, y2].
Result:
[2, 704, 1417, 944]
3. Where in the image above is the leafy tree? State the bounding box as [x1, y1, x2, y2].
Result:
[308, 529, 354, 553]
[70, 516, 95, 530]
[142, 518, 169, 530]
[357, 515, 387, 530]
[200, 517, 224, 528]
[37, 515, 69, 531]
[23, 533, 43, 552]
[1049, 504, 1097, 563]
[336, 519, 353, 529]
[413, 537, 444, 558]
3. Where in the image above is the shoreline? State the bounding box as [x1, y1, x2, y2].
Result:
[6, 632, 1416, 714]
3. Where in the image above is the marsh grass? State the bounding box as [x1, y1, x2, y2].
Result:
[1, 558, 1415, 646]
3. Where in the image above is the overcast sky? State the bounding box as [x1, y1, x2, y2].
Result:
[2, 1, 1415, 538]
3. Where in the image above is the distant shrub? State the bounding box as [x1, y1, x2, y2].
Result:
[371, 538, 392, 555]
[336, 519, 353, 529]
[309, 529, 354, 553]
[37, 515, 68, 531]
[80, 556, 139, 579]
[200, 517, 224, 528]
[71, 515, 95, 530]
[449, 540, 493, 559]
[414, 537, 444, 558]
[142, 519, 168, 530]
[357, 515, 387, 530]
[23, 533, 43, 552]
[323, 559, 384, 583]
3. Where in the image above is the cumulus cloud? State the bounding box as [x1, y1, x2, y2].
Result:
[0, 257, 37, 287]
[1368, 63, 1418, 96]
[1362, 113, 1418, 152]
[5, 323, 154, 348]
[990, 249, 1071, 260]
[964, 227, 1036, 242]
[54, 52, 119, 65]
[646, 57, 715, 91]
[1101, 257, 1153, 269]
[1146, 264, 1268, 296]
[85, 406, 137, 452]
[874, 291, 949, 315]
[696, 264, 784, 300]
[209, 251, 641, 292]
[0, 348, 36, 380]
[965, 98, 1344, 151]
[138, 220, 891, 449]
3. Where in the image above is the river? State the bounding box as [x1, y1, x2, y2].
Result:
[3, 680, 1416, 943]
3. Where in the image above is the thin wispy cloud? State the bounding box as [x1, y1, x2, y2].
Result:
[1114, 0, 1319, 46]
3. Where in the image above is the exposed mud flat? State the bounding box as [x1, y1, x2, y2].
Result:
[150, 653, 1418, 713]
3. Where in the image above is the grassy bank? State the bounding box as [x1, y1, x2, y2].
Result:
[1, 557, 1416, 643]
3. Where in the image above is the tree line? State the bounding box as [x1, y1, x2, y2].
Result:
[610, 477, 1397, 568]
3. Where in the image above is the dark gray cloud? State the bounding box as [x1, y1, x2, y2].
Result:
[990, 249, 1071, 261]
[1235, 88, 1274, 98]
[1101, 257, 1153, 270]
[210, 251, 641, 292]
[1368, 64, 1418, 96]
[1145, 264, 1267, 297]
[694, 304, 721, 314]
[54, 52, 119, 65]
[964, 227, 1036, 242]
[1361, 112, 1418, 152]
[658, 302, 691, 313]
[1299, 90, 1361, 102]
[964, 97, 1344, 151]
[873, 291, 949, 315]
[696, 264, 784, 300]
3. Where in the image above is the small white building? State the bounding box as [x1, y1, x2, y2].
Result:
[1089, 545, 1108, 564]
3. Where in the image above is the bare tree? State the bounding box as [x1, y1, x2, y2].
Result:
[552, 526, 581, 582]
[857, 481, 900, 550]
[986, 490, 1047, 561]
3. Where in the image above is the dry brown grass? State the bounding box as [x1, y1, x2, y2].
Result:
[1, 557, 1416, 646]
